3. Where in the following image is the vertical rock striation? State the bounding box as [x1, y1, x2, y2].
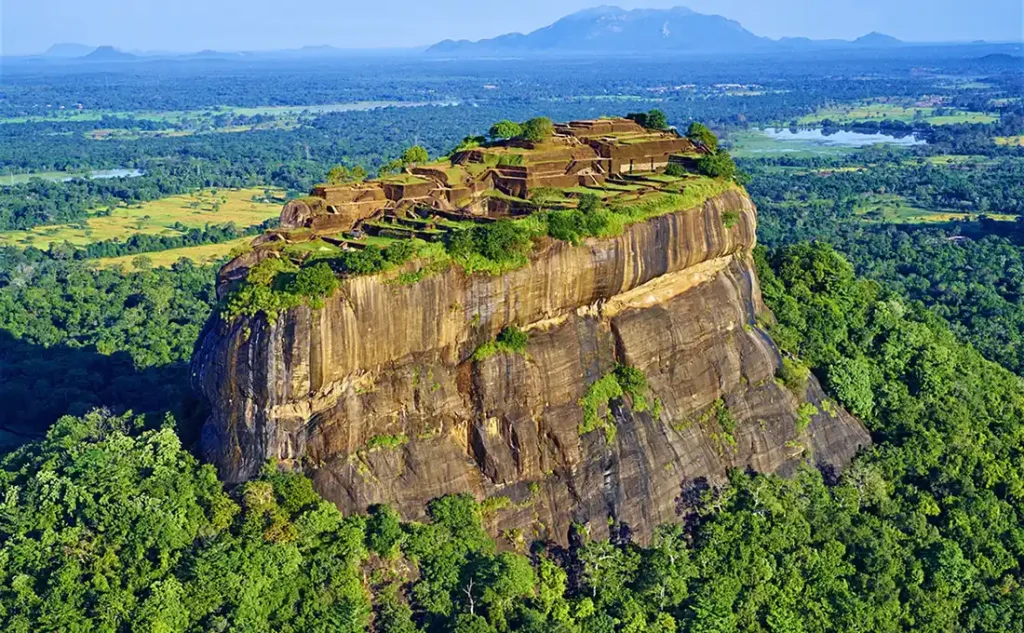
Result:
[192, 189, 870, 544]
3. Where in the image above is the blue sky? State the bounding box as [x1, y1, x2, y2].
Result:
[2, 0, 1021, 55]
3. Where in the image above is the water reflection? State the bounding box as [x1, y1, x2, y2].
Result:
[761, 127, 926, 147]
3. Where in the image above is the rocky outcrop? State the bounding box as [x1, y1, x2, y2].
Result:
[192, 189, 870, 544]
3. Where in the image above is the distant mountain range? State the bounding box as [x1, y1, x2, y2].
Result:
[427, 6, 909, 56]
[29, 43, 417, 62]
[43, 43, 96, 58]
[19, 6, 1012, 63]
[81, 46, 139, 62]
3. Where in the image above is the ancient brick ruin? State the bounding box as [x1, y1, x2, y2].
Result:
[274, 118, 706, 241]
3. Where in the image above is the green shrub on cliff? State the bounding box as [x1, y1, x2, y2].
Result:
[686, 121, 719, 152]
[577, 193, 600, 214]
[341, 245, 388, 274]
[696, 150, 738, 180]
[579, 373, 624, 438]
[776, 356, 810, 393]
[579, 364, 653, 442]
[224, 256, 303, 320]
[224, 238, 434, 320]
[473, 326, 529, 361]
[445, 219, 534, 275]
[497, 153, 525, 167]
[664, 162, 687, 177]
[225, 254, 360, 320]
[383, 239, 417, 265]
[452, 135, 487, 153]
[546, 208, 612, 245]
[288, 262, 339, 308]
[614, 364, 650, 412]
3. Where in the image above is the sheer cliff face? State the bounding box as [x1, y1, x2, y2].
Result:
[193, 189, 870, 543]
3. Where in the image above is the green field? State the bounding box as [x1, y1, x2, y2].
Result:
[853, 193, 1015, 224]
[917, 154, 995, 167]
[1, 109, 193, 125]
[0, 188, 284, 249]
[0, 170, 89, 185]
[799, 103, 997, 126]
[94, 237, 254, 270]
[995, 136, 1024, 147]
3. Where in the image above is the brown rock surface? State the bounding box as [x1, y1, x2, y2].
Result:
[192, 188, 870, 544]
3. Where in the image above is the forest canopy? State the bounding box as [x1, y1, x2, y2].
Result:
[5, 245, 1024, 632]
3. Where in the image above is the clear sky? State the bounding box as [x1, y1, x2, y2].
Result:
[2, 0, 1022, 56]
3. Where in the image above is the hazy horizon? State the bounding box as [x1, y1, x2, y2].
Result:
[3, 0, 1022, 56]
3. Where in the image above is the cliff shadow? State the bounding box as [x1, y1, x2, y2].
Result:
[0, 330, 205, 452]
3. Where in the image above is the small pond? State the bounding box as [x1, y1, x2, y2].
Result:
[760, 127, 927, 148]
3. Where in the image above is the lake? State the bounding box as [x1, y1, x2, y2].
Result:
[730, 127, 927, 157]
[2, 168, 145, 185]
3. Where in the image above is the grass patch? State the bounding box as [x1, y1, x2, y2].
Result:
[283, 239, 346, 261]
[480, 496, 513, 517]
[611, 179, 735, 223]
[852, 192, 1016, 224]
[364, 434, 409, 451]
[698, 399, 738, 449]
[392, 257, 451, 285]
[995, 136, 1024, 147]
[93, 238, 253, 270]
[379, 173, 430, 185]
[798, 102, 996, 126]
[0, 187, 283, 249]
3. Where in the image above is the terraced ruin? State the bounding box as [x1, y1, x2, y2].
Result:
[242, 117, 710, 269]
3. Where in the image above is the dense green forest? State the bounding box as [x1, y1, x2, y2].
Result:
[4, 244, 1024, 632]
[743, 117, 1024, 377]
[0, 248, 214, 440]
